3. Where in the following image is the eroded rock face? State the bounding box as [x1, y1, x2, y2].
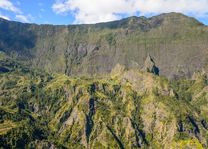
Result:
[1, 13, 208, 78]
[142, 54, 159, 75]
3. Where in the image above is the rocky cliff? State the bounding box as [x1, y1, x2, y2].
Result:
[1, 12, 208, 78]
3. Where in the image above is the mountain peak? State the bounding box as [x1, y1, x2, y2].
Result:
[0, 12, 204, 27]
[94, 12, 204, 31]
[0, 17, 9, 22]
[149, 12, 203, 26]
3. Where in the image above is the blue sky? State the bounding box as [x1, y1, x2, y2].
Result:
[0, 0, 208, 25]
[0, 0, 75, 24]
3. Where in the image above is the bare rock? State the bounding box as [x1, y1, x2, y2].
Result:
[142, 54, 159, 75]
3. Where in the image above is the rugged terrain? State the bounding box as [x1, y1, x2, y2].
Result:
[0, 53, 208, 148]
[1, 13, 208, 149]
[0, 12, 208, 78]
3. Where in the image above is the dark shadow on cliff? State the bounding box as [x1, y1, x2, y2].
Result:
[0, 19, 37, 58]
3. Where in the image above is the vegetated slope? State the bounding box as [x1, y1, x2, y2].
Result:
[0, 12, 208, 78]
[1, 56, 208, 149]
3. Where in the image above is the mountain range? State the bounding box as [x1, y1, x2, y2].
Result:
[0, 12, 208, 78]
[0, 13, 208, 149]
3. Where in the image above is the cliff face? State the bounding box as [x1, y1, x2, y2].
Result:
[0, 58, 208, 148]
[0, 13, 208, 78]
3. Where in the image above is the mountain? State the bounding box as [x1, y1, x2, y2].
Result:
[1, 13, 208, 149]
[0, 12, 208, 78]
[0, 57, 208, 148]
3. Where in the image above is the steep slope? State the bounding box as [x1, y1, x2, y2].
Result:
[0, 58, 208, 148]
[0, 13, 208, 78]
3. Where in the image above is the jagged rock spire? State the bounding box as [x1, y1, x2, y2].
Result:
[142, 54, 159, 75]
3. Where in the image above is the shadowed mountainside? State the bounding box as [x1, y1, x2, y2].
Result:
[1, 12, 208, 78]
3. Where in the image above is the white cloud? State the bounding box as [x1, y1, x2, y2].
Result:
[52, 0, 208, 24]
[0, 0, 34, 23]
[0, 14, 10, 20]
[15, 15, 30, 23]
[0, 0, 21, 13]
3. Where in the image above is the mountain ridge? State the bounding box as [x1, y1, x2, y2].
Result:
[1, 12, 208, 148]
[0, 12, 208, 79]
[0, 12, 204, 26]
[0, 57, 208, 148]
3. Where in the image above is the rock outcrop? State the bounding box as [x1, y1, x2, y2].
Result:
[142, 54, 159, 75]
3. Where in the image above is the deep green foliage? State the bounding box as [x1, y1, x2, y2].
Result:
[0, 58, 208, 149]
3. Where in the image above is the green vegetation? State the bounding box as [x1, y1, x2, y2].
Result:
[0, 58, 208, 148]
[1, 13, 208, 78]
[1, 12, 208, 148]
[0, 120, 17, 135]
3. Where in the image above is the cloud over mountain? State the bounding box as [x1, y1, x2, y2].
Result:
[0, 0, 31, 23]
[52, 0, 208, 24]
